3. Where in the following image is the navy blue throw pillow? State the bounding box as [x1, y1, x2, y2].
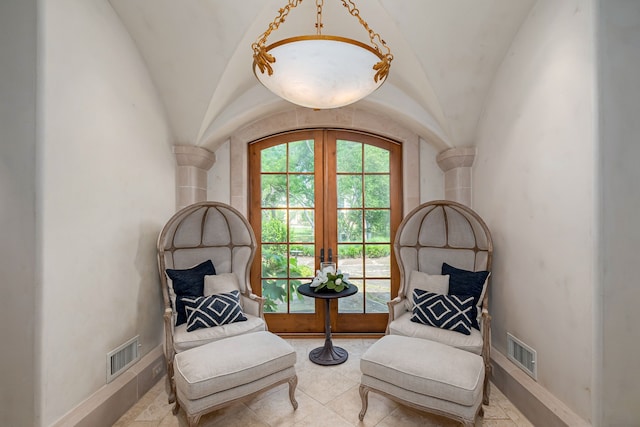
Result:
[180, 290, 247, 332]
[166, 260, 216, 326]
[411, 289, 474, 335]
[442, 262, 489, 330]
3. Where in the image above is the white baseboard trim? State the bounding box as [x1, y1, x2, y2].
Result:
[491, 347, 590, 427]
[51, 345, 166, 427]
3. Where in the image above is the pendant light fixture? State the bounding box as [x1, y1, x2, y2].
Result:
[252, 0, 393, 109]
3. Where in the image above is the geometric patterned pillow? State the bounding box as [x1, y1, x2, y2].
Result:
[410, 288, 474, 335]
[180, 290, 247, 332]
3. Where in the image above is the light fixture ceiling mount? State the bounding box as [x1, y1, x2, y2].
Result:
[252, 0, 393, 109]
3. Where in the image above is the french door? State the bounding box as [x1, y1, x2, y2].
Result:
[249, 129, 402, 333]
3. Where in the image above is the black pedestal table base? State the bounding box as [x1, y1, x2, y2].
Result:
[309, 340, 349, 365]
[297, 283, 358, 366]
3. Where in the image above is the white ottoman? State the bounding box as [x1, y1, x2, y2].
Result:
[174, 331, 298, 426]
[359, 335, 484, 426]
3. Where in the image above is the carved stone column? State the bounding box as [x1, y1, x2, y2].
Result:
[436, 147, 475, 207]
[173, 145, 216, 211]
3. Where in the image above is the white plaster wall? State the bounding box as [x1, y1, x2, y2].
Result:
[39, 0, 175, 425]
[207, 140, 231, 204]
[0, 1, 38, 425]
[419, 138, 445, 203]
[597, 1, 640, 424]
[473, 0, 595, 421]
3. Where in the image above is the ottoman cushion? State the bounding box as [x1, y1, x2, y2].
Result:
[175, 331, 296, 400]
[361, 335, 483, 407]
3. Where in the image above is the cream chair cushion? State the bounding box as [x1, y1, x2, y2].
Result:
[173, 314, 266, 353]
[387, 311, 483, 355]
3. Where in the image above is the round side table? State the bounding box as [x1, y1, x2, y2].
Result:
[297, 283, 358, 365]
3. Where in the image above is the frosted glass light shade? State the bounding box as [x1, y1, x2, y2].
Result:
[253, 35, 386, 109]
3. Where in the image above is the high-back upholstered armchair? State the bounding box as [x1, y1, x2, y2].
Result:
[387, 200, 493, 404]
[157, 202, 266, 403]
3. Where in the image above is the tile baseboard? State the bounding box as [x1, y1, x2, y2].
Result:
[51, 345, 166, 427]
[52, 344, 588, 427]
[491, 348, 590, 427]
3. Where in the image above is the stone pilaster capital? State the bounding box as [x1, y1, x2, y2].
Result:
[436, 147, 476, 172]
[173, 145, 216, 170]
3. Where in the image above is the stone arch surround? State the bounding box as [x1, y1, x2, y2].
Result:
[227, 107, 423, 216]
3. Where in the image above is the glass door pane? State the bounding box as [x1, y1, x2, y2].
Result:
[335, 139, 392, 315]
[259, 139, 317, 315]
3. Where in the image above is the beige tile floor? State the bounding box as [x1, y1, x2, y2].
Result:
[114, 338, 533, 427]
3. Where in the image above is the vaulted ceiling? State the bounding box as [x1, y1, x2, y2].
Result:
[109, 0, 535, 152]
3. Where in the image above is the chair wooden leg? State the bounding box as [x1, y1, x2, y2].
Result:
[359, 385, 370, 421]
[288, 375, 299, 410]
[187, 414, 201, 427]
[167, 360, 176, 404]
[482, 312, 492, 406]
[172, 399, 180, 416]
[483, 363, 491, 405]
